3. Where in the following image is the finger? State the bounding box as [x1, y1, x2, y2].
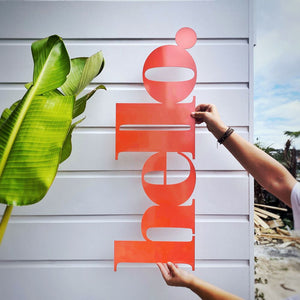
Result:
[156, 262, 163, 270]
[195, 104, 210, 112]
[157, 263, 170, 280]
[161, 263, 171, 274]
[157, 262, 166, 275]
[167, 262, 179, 277]
[191, 111, 204, 118]
[191, 111, 205, 123]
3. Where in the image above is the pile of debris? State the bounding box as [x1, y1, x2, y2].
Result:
[254, 203, 300, 248]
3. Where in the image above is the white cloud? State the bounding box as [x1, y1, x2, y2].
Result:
[254, 97, 300, 148]
[254, 0, 300, 87]
[254, 0, 300, 149]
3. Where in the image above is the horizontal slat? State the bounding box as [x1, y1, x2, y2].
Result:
[0, 172, 249, 215]
[58, 130, 247, 171]
[0, 84, 249, 127]
[0, 262, 250, 300]
[0, 1, 249, 39]
[0, 217, 249, 260]
[0, 41, 248, 83]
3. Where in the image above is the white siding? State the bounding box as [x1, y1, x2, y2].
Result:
[0, 41, 249, 83]
[0, 1, 254, 299]
[0, 1, 249, 39]
[0, 262, 250, 300]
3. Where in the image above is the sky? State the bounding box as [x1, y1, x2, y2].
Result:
[254, 0, 300, 149]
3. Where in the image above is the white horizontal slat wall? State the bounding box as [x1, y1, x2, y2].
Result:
[0, 1, 254, 300]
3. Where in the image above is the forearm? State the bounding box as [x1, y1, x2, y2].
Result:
[187, 276, 243, 300]
[221, 131, 296, 207]
[157, 262, 243, 300]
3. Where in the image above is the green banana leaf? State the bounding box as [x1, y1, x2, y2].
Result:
[0, 100, 21, 128]
[0, 35, 105, 243]
[58, 52, 105, 163]
[61, 52, 104, 97]
[73, 84, 106, 119]
[0, 35, 72, 206]
[60, 117, 85, 164]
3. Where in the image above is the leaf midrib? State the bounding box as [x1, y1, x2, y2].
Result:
[0, 44, 58, 178]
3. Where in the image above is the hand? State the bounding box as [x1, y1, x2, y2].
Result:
[157, 262, 193, 288]
[157, 262, 243, 300]
[191, 104, 227, 139]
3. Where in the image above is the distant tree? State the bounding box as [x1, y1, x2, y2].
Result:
[283, 131, 300, 178]
[284, 131, 300, 139]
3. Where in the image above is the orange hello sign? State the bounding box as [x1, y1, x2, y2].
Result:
[115, 28, 197, 271]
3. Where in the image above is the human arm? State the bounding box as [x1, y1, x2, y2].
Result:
[157, 262, 243, 300]
[191, 104, 297, 207]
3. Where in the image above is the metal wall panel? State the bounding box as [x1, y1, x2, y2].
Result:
[0, 218, 249, 260]
[57, 130, 247, 171]
[0, 42, 249, 83]
[0, 173, 249, 215]
[0, 263, 250, 300]
[0, 1, 254, 299]
[0, 1, 249, 39]
[0, 84, 250, 127]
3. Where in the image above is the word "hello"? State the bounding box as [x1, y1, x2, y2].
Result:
[114, 27, 197, 271]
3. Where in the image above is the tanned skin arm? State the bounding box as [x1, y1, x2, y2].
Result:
[157, 104, 297, 300]
[191, 104, 297, 207]
[157, 262, 242, 300]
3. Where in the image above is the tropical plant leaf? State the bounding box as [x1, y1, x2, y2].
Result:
[32, 35, 70, 95]
[0, 91, 74, 206]
[0, 99, 22, 127]
[60, 52, 106, 163]
[0, 109, 11, 128]
[0, 34, 106, 243]
[0, 35, 73, 206]
[60, 118, 85, 164]
[24, 82, 33, 89]
[60, 58, 86, 96]
[73, 84, 106, 118]
[61, 51, 104, 96]
[284, 131, 300, 139]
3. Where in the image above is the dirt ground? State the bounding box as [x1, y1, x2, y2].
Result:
[254, 243, 300, 300]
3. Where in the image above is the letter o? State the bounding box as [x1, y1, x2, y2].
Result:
[143, 45, 197, 104]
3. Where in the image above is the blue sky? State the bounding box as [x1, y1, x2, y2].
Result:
[254, 0, 300, 149]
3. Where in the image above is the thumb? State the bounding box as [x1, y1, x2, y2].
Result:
[191, 111, 207, 124]
[191, 111, 206, 119]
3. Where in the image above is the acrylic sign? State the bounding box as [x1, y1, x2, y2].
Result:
[115, 27, 197, 271]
